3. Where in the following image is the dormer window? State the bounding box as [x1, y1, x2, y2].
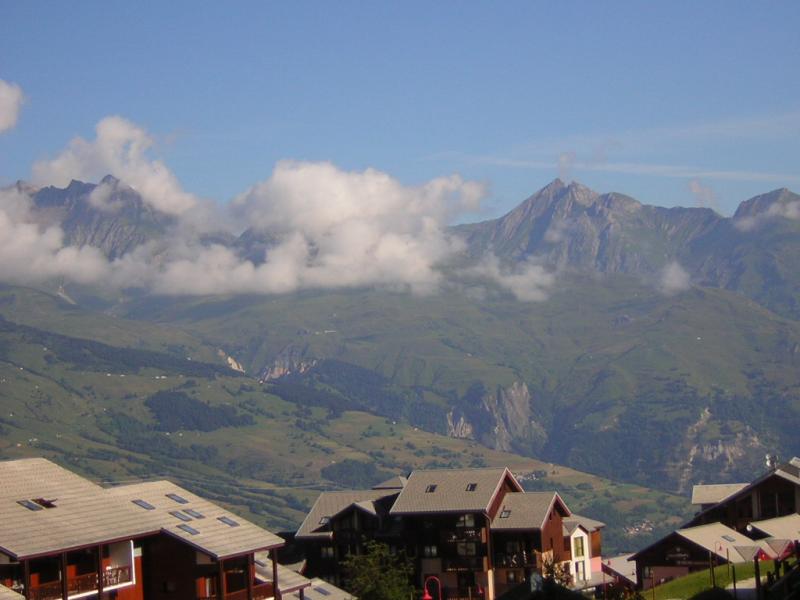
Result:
[500, 509, 511, 519]
[425, 484, 437, 493]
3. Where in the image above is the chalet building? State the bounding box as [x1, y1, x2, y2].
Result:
[0, 458, 294, 600]
[561, 515, 604, 586]
[686, 457, 800, 532]
[631, 457, 800, 590]
[296, 467, 604, 600]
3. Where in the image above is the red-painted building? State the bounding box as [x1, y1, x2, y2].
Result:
[0, 458, 290, 600]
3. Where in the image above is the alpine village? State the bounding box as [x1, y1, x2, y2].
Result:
[3, 4, 800, 600]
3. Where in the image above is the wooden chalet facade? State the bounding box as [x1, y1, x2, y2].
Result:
[0, 458, 300, 600]
[296, 467, 603, 600]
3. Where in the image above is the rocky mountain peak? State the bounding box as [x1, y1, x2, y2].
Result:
[733, 187, 800, 220]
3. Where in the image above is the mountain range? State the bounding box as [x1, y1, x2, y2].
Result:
[2, 176, 799, 501]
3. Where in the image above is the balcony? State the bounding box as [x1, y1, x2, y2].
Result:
[198, 581, 274, 600]
[494, 552, 537, 569]
[442, 528, 482, 543]
[441, 556, 486, 572]
[28, 566, 132, 600]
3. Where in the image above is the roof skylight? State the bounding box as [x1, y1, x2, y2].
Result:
[218, 516, 240, 527]
[722, 535, 736, 542]
[425, 484, 437, 493]
[319, 516, 330, 525]
[169, 510, 193, 522]
[17, 499, 43, 512]
[132, 499, 156, 510]
[466, 483, 477, 492]
[166, 493, 189, 504]
[177, 524, 200, 535]
[184, 508, 205, 519]
[500, 509, 511, 518]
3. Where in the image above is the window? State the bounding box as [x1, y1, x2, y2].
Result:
[218, 516, 240, 527]
[573, 536, 585, 558]
[184, 509, 205, 519]
[132, 499, 155, 510]
[642, 566, 653, 579]
[456, 542, 477, 557]
[17, 499, 43, 512]
[507, 571, 519, 584]
[321, 546, 335, 559]
[169, 510, 192, 522]
[319, 516, 330, 525]
[721, 535, 736, 542]
[315, 587, 332, 596]
[423, 545, 438, 558]
[177, 524, 199, 535]
[466, 483, 477, 492]
[425, 484, 437, 493]
[499, 509, 511, 519]
[166, 493, 189, 504]
[457, 514, 475, 528]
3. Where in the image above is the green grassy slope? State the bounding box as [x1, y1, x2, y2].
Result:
[114, 274, 800, 490]
[0, 288, 690, 552]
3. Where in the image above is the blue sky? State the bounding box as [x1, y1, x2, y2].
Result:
[1, 2, 799, 217]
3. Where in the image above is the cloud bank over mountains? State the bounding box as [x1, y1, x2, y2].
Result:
[3, 116, 501, 297]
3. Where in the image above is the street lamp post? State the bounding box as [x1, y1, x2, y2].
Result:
[421, 576, 443, 600]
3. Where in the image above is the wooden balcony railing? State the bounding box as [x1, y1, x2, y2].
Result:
[199, 581, 275, 600]
[442, 528, 482, 542]
[28, 565, 133, 600]
[441, 556, 486, 572]
[494, 551, 537, 568]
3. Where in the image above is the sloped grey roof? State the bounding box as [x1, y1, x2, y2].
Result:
[490, 492, 570, 531]
[285, 578, 355, 600]
[676, 522, 774, 563]
[691, 483, 748, 505]
[390, 467, 520, 515]
[0, 584, 24, 600]
[0, 458, 283, 561]
[563, 514, 605, 535]
[296, 490, 397, 540]
[105, 480, 283, 559]
[372, 476, 407, 490]
[604, 554, 636, 585]
[0, 458, 160, 559]
[254, 555, 311, 594]
[748, 513, 800, 539]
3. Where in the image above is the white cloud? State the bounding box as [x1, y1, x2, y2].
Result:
[688, 179, 718, 210]
[0, 79, 24, 133]
[32, 116, 198, 216]
[659, 261, 691, 295]
[1, 160, 488, 296]
[464, 255, 555, 302]
[0, 188, 110, 285]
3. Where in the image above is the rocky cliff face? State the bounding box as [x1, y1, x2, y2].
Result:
[258, 344, 318, 382]
[447, 381, 547, 453]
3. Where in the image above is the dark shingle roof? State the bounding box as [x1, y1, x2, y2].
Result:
[390, 467, 520, 515]
[490, 491, 569, 531]
[296, 490, 398, 540]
